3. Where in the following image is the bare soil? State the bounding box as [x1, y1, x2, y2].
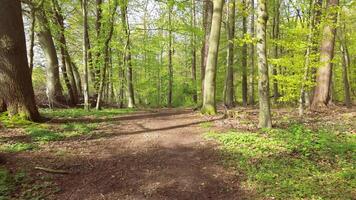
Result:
[2, 109, 249, 200]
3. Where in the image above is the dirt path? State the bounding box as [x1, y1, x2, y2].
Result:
[4, 109, 247, 200]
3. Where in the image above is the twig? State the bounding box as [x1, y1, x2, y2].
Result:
[35, 167, 70, 174]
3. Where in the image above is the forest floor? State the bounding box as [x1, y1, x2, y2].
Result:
[0, 106, 355, 199]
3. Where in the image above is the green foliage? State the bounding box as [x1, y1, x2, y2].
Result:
[206, 124, 355, 199]
[40, 108, 135, 118]
[0, 142, 37, 153]
[0, 112, 35, 128]
[0, 168, 26, 200]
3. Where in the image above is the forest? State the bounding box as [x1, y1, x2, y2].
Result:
[0, 0, 355, 199]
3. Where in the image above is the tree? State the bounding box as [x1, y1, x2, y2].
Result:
[167, 1, 174, 107]
[340, 37, 352, 108]
[271, 0, 280, 103]
[312, 0, 339, 108]
[242, 0, 248, 106]
[201, 0, 225, 115]
[200, 0, 213, 101]
[224, 0, 235, 108]
[256, 0, 272, 128]
[36, 8, 66, 107]
[191, 0, 198, 104]
[249, 0, 255, 105]
[120, 0, 135, 108]
[82, 0, 90, 110]
[0, 0, 40, 121]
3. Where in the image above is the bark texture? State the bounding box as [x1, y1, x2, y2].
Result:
[0, 0, 40, 121]
[36, 9, 65, 107]
[257, 0, 272, 128]
[201, 0, 225, 115]
[312, 0, 339, 108]
[224, 0, 235, 108]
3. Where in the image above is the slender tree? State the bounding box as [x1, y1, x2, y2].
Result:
[167, 1, 174, 107]
[191, 0, 198, 104]
[242, 0, 248, 106]
[257, 0, 272, 128]
[249, 0, 255, 105]
[224, 0, 235, 108]
[271, 0, 280, 103]
[201, 0, 213, 101]
[0, 0, 40, 121]
[82, 0, 90, 110]
[120, 0, 135, 108]
[201, 0, 225, 115]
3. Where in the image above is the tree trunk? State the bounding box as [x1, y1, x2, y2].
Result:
[201, 0, 225, 115]
[82, 0, 90, 110]
[0, 0, 40, 121]
[271, 0, 280, 103]
[312, 0, 339, 108]
[200, 0, 213, 101]
[242, 0, 248, 106]
[51, 0, 79, 105]
[224, 0, 235, 108]
[257, 0, 272, 128]
[96, 0, 117, 110]
[249, 0, 255, 105]
[36, 9, 65, 107]
[29, 8, 36, 75]
[191, 0, 198, 104]
[120, 2, 135, 108]
[167, 4, 173, 107]
[340, 41, 351, 108]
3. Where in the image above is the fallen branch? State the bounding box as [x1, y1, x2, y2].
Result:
[35, 167, 70, 174]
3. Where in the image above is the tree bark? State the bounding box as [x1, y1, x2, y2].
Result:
[200, 0, 213, 101]
[82, 0, 90, 110]
[257, 0, 272, 128]
[167, 3, 173, 107]
[242, 0, 248, 106]
[201, 0, 225, 115]
[312, 0, 339, 108]
[271, 0, 280, 103]
[0, 0, 40, 121]
[224, 0, 235, 108]
[96, 0, 117, 110]
[249, 0, 255, 105]
[51, 0, 79, 106]
[29, 8, 36, 75]
[120, 1, 135, 108]
[191, 0, 198, 104]
[36, 9, 66, 107]
[340, 40, 351, 108]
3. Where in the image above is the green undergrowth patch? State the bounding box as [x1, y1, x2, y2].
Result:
[0, 167, 58, 199]
[0, 142, 37, 153]
[206, 124, 355, 200]
[40, 108, 135, 118]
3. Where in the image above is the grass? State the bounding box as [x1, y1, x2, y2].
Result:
[206, 124, 356, 200]
[0, 168, 26, 200]
[0, 108, 133, 153]
[40, 108, 135, 118]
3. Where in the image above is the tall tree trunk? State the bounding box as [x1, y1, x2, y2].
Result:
[51, 0, 79, 105]
[120, 1, 135, 108]
[249, 0, 255, 105]
[96, 0, 117, 110]
[242, 0, 248, 106]
[257, 0, 272, 128]
[224, 0, 235, 108]
[82, 0, 90, 110]
[29, 8, 36, 75]
[201, 0, 225, 115]
[271, 0, 280, 103]
[167, 3, 173, 107]
[200, 0, 213, 102]
[312, 0, 339, 108]
[0, 0, 40, 121]
[340, 41, 351, 108]
[36, 9, 65, 107]
[191, 0, 198, 104]
[93, 0, 103, 97]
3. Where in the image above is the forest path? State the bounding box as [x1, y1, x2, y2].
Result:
[27, 109, 246, 199]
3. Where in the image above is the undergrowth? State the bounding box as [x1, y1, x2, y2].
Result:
[206, 124, 356, 200]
